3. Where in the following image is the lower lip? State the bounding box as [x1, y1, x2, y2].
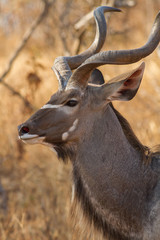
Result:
[19, 133, 39, 140]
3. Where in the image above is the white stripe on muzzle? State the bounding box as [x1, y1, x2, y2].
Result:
[41, 104, 62, 109]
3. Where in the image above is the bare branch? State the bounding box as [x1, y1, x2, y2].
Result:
[74, 10, 95, 31]
[74, 0, 116, 31]
[2, 81, 35, 110]
[0, 0, 55, 109]
[58, 0, 74, 55]
[74, 0, 136, 31]
[73, 0, 135, 56]
[0, 2, 52, 82]
[0, 0, 54, 82]
[115, 0, 136, 8]
[72, 29, 86, 55]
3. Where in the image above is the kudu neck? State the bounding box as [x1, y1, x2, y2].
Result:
[75, 103, 147, 206]
[77, 104, 141, 166]
[73, 104, 157, 238]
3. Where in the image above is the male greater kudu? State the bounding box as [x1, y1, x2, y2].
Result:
[18, 6, 160, 240]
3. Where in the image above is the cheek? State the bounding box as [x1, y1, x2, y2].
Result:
[62, 119, 79, 141]
[46, 118, 79, 143]
[37, 107, 80, 142]
[44, 125, 66, 143]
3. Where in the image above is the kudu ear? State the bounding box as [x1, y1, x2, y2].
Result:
[88, 69, 105, 85]
[100, 62, 145, 102]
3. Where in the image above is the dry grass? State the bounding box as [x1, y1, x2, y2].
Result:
[0, 0, 160, 239]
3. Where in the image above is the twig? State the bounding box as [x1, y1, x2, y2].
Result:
[0, 0, 55, 109]
[2, 81, 35, 110]
[0, 0, 53, 82]
[58, 0, 73, 55]
[74, 0, 117, 31]
[115, 0, 136, 8]
[73, 0, 116, 56]
[73, 29, 86, 55]
[0, 181, 7, 214]
[74, 0, 136, 31]
[74, 10, 95, 31]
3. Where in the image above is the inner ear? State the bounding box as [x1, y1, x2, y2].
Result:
[99, 62, 145, 102]
[114, 63, 145, 101]
[123, 70, 142, 88]
[88, 69, 105, 85]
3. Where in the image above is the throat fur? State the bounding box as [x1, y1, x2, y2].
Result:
[53, 141, 77, 163]
[71, 167, 130, 240]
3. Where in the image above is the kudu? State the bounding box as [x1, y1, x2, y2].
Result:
[18, 6, 160, 240]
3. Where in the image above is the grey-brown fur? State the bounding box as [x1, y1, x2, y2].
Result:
[71, 102, 159, 239]
[18, 6, 160, 240]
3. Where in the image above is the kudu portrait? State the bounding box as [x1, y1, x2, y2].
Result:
[18, 6, 160, 240]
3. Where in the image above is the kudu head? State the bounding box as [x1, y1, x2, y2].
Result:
[18, 6, 160, 160]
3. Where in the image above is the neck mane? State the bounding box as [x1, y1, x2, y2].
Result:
[110, 103, 150, 163]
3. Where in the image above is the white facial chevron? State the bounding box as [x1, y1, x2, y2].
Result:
[41, 104, 62, 109]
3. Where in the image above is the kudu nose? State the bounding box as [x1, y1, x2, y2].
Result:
[18, 124, 30, 136]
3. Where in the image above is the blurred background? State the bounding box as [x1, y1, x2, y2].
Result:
[0, 0, 160, 239]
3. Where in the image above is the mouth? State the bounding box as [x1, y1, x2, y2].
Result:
[19, 133, 45, 144]
[19, 133, 58, 156]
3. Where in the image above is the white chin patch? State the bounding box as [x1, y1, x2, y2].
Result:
[19, 133, 45, 145]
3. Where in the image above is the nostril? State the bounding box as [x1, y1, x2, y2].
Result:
[21, 126, 30, 134]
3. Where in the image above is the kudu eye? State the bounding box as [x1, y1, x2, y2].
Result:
[65, 99, 78, 107]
